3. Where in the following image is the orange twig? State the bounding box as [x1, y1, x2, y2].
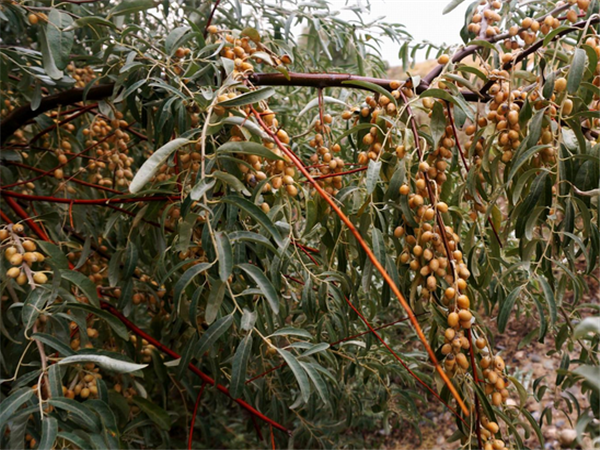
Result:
[252, 108, 469, 416]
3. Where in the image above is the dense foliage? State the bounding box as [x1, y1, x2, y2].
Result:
[0, 0, 599, 449]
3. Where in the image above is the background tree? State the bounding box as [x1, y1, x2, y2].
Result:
[0, 0, 598, 449]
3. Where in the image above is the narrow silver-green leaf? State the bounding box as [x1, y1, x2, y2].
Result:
[58, 355, 147, 374]
[365, 160, 381, 195]
[46, 9, 74, 70]
[567, 48, 587, 94]
[217, 141, 284, 161]
[215, 232, 233, 282]
[173, 262, 213, 312]
[205, 280, 226, 324]
[0, 388, 34, 430]
[223, 196, 284, 247]
[130, 138, 190, 193]
[299, 361, 329, 404]
[38, 417, 58, 450]
[229, 334, 253, 398]
[277, 349, 311, 404]
[196, 314, 234, 358]
[132, 396, 171, 430]
[443, 0, 466, 14]
[190, 178, 216, 201]
[218, 87, 275, 107]
[237, 263, 280, 314]
[537, 276, 557, 326]
[498, 287, 521, 333]
[61, 270, 100, 308]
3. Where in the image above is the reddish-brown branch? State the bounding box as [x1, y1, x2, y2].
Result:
[466, 329, 484, 449]
[188, 382, 207, 450]
[245, 311, 430, 385]
[344, 296, 467, 425]
[1, 84, 114, 145]
[308, 166, 367, 181]
[3, 196, 50, 241]
[1, 190, 177, 205]
[2, 130, 118, 190]
[479, 17, 599, 95]
[445, 103, 503, 248]
[4, 160, 122, 194]
[0, 210, 13, 224]
[100, 301, 290, 434]
[203, 0, 222, 38]
[248, 73, 484, 102]
[270, 425, 276, 450]
[252, 108, 469, 416]
[29, 104, 98, 144]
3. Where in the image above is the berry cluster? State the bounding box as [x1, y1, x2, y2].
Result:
[2, 224, 47, 286]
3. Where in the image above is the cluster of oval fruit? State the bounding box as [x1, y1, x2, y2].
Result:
[2, 225, 48, 285]
[81, 111, 135, 188]
[208, 24, 292, 80]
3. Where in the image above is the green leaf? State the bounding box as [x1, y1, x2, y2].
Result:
[130, 138, 190, 193]
[342, 80, 396, 105]
[132, 396, 172, 430]
[430, 100, 446, 147]
[196, 314, 234, 358]
[498, 286, 521, 333]
[277, 349, 311, 404]
[173, 262, 213, 312]
[38, 417, 58, 450]
[67, 303, 129, 340]
[39, 28, 62, 80]
[218, 87, 275, 107]
[269, 327, 312, 339]
[215, 232, 233, 282]
[165, 26, 190, 54]
[229, 334, 253, 398]
[574, 317, 600, 339]
[205, 280, 225, 324]
[443, 0, 466, 14]
[61, 270, 100, 308]
[568, 48, 587, 94]
[213, 170, 250, 196]
[222, 196, 284, 247]
[22, 289, 50, 331]
[365, 160, 381, 195]
[68, 16, 118, 31]
[46, 9, 74, 70]
[36, 241, 69, 270]
[0, 388, 34, 430]
[58, 355, 147, 374]
[573, 365, 600, 391]
[32, 333, 74, 356]
[537, 276, 557, 326]
[190, 178, 216, 201]
[109, 0, 155, 17]
[420, 88, 474, 121]
[237, 263, 280, 314]
[299, 361, 329, 404]
[48, 398, 101, 432]
[507, 145, 552, 183]
[57, 432, 90, 450]
[217, 141, 284, 161]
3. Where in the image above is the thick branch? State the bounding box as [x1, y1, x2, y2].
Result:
[1, 84, 114, 145]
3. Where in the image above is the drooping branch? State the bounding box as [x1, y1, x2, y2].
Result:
[251, 107, 470, 417]
[479, 16, 600, 95]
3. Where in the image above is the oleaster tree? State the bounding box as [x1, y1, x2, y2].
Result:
[0, 0, 599, 448]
